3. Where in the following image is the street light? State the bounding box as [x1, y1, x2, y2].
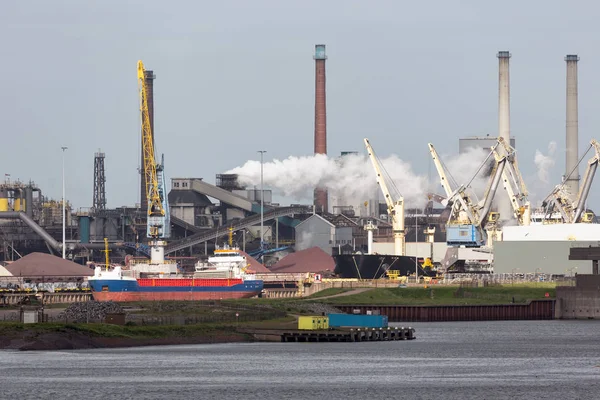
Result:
[258, 150, 266, 251]
[415, 209, 418, 283]
[61, 146, 68, 259]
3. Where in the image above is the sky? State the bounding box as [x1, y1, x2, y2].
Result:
[2, 0, 600, 211]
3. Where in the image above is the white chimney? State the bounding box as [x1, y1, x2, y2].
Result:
[564, 54, 580, 199]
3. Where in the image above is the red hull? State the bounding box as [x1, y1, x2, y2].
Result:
[91, 291, 259, 302]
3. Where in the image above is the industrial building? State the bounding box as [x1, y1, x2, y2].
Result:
[1, 47, 599, 283]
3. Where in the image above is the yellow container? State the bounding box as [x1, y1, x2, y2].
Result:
[14, 198, 21, 211]
[298, 316, 329, 330]
[0, 198, 8, 212]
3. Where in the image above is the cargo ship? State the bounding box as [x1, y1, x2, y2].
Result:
[88, 245, 263, 302]
[333, 253, 437, 279]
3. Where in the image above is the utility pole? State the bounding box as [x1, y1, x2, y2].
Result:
[61, 146, 68, 259]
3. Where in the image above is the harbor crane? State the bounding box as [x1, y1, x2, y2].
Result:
[138, 60, 171, 265]
[428, 138, 509, 247]
[364, 138, 405, 256]
[542, 139, 600, 224]
[490, 138, 531, 226]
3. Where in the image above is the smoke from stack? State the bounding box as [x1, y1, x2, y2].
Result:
[226, 147, 489, 211]
[564, 54, 580, 199]
[497, 51, 513, 220]
[313, 44, 328, 213]
[140, 69, 156, 212]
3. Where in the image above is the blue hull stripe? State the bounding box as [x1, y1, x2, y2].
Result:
[89, 279, 264, 293]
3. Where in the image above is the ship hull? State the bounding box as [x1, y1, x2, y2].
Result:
[88, 279, 263, 302]
[333, 254, 434, 279]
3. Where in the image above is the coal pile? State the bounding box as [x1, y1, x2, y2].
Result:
[57, 301, 124, 323]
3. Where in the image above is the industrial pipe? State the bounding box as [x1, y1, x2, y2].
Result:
[0, 211, 61, 251]
[0, 211, 123, 252]
[25, 186, 34, 217]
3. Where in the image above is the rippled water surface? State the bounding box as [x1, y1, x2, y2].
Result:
[1, 320, 600, 399]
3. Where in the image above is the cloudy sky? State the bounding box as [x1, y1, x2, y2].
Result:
[2, 0, 600, 210]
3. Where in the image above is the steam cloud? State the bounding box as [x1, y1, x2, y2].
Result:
[434, 146, 491, 203]
[226, 153, 429, 208]
[534, 141, 557, 184]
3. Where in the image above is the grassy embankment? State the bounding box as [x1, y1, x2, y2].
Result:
[227, 282, 556, 308]
[308, 283, 556, 306]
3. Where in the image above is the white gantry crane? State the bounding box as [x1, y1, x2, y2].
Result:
[542, 139, 600, 224]
[364, 138, 405, 256]
[428, 138, 509, 247]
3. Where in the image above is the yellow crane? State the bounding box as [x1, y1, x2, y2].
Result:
[138, 60, 165, 239]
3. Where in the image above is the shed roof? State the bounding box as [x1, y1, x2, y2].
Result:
[4, 253, 94, 277]
[269, 247, 335, 273]
[239, 250, 270, 273]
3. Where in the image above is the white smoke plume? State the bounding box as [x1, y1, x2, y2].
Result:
[433, 146, 491, 203]
[534, 141, 557, 184]
[226, 153, 429, 208]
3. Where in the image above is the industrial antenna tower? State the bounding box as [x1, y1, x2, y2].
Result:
[93, 150, 106, 211]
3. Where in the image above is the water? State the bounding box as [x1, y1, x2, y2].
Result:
[1, 321, 600, 399]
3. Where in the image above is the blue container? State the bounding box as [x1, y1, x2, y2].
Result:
[327, 313, 388, 328]
[79, 216, 90, 243]
[446, 224, 484, 247]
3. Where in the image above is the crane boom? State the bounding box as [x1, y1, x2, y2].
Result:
[428, 143, 454, 199]
[542, 139, 600, 224]
[428, 143, 478, 225]
[138, 60, 165, 239]
[364, 138, 405, 256]
[573, 139, 600, 222]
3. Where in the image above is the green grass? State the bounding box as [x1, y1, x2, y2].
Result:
[320, 284, 556, 305]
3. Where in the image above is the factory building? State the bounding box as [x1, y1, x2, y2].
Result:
[295, 213, 355, 256]
[459, 136, 516, 155]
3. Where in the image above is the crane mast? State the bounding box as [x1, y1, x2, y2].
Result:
[364, 138, 405, 256]
[138, 60, 169, 265]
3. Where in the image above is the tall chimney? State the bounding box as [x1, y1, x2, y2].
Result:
[496, 51, 513, 220]
[565, 54, 580, 199]
[313, 44, 328, 213]
[140, 69, 156, 213]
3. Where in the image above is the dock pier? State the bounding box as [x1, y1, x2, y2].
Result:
[281, 327, 415, 342]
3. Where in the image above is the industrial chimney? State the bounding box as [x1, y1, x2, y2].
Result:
[564, 54, 580, 199]
[140, 69, 156, 213]
[314, 44, 328, 212]
[497, 51, 512, 220]
[313, 44, 328, 213]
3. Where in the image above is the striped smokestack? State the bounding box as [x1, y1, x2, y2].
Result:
[565, 54, 580, 199]
[140, 69, 155, 213]
[313, 44, 328, 213]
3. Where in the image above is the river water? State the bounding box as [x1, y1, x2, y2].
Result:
[1, 320, 599, 399]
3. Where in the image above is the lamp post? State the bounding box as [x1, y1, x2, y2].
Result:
[61, 146, 68, 259]
[415, 209, 418, 283]
[258, 150, 266, 251]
